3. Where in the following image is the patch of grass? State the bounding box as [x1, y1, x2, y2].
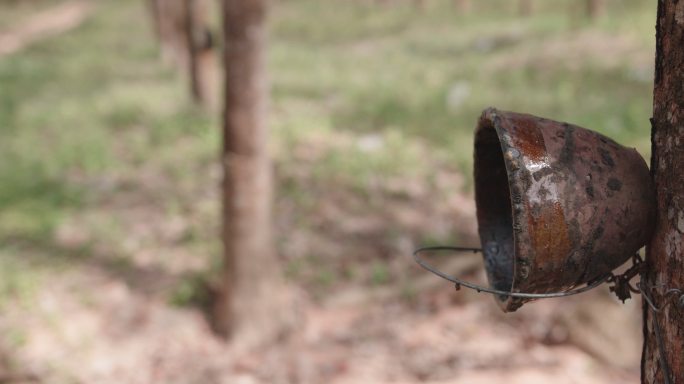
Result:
[0, 0, 212, 243]
[271, 0, 655, 179]
[0, 249, 54, 311]
[284, 257, 305, 280]
[400, 281, 418, 302]
[371, 261, 390, 285]
[0, 0, 223, 322]
[3, 328, 28, 350]
[314, 267, 336, 288]
[169, 272, 213, 309]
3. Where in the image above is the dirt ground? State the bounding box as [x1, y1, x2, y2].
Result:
[0, 131, 644, 383]
[0, 255, 643, 383]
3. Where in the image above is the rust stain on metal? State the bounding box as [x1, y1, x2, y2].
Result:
[511, 117, 547, 163]
[527, 201, 571, 265]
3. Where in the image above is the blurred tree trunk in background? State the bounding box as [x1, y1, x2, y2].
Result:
[147, 0, 217, 108]
[586, 0, 604, 19]
[519, 0, 532, 16]
[149, 0, 187, 68]
[182, 0, 218, 108]
[454, 0, 470, 14]
[213, 0, 293, 345]
[642, 1, 684, 383]
[146, 0, 161, 42]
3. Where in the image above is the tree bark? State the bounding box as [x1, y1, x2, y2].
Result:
[213, 0, 293, 346]
[586, 0, 604, 20]
[183, 0, 201, 102]
[454, 0, 470, 14]
[182, 0, 218, 108]
[152, 0, 188, 68]
[642, 1, 684, 383]
[519, 0, 532, 17]
[146, 0, 162, 42]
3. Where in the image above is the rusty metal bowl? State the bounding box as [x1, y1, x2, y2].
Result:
[474, 108, 655, 312]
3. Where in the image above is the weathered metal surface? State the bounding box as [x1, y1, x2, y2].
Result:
[474, 108, 655, 312]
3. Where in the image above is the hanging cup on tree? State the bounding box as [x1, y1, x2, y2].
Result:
[413, 108, 656, 312]
[473, 108, 655, 311]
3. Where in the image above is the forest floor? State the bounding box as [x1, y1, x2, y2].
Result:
[0, 0, 655, 382]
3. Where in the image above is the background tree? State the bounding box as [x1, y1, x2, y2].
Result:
[147, 0, 217, 108]
[146, 0, 161, 43]
[148, 0, 186, 67]
[586, 0, 604, 19]
[182, 0, 218, 108]
[454, 0, 470, 14]
[212, 0, 293, 345]
[519, 0, 532, 16]
[642, 1, 684, 382]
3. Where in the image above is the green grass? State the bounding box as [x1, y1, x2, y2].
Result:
[0, 0, 214, 241]
[271, 0, 655, 176]
[0, 0, 658, 297]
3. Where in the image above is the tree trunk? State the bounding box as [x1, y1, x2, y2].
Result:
[213, 0, 293, 346]
[183, 0, 201, 102]
[146, 0, 162, 42]
[586, 0, 604, 20]
[642, 1, 684, 383]
[152, 0, 188, 68]
[519, 0, 532, 17]
[454, 0, 470, 14]
[182, 0, 218, 108]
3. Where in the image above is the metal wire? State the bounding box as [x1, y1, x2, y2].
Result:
[413, 245, 611, 299]
[639, 281, 684, 384]
[639, 283, 683, 313]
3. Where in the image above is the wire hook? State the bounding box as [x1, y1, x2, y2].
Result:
[413, 246, 611, 299]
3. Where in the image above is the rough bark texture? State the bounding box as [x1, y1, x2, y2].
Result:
[213, 0, 293, 346]
[642, 1, 684, 383]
